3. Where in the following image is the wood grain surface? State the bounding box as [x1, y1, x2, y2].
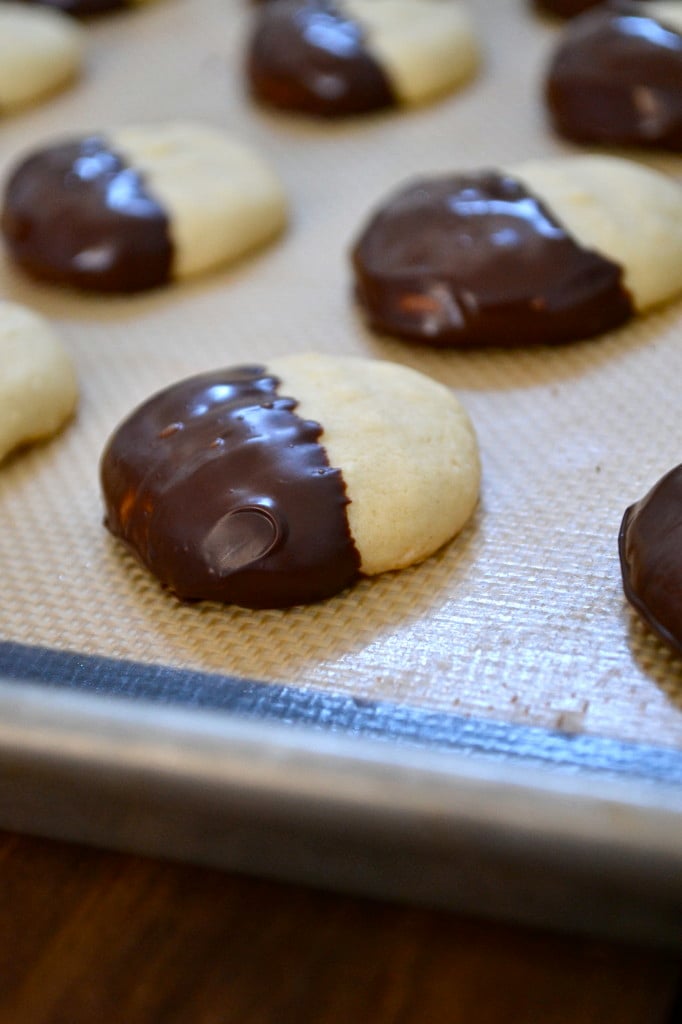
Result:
[0, 830, 679, 1024]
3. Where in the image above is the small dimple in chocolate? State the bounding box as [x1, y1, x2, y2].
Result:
[1, 136, 173, 293]
[246, 0, 396, 117]
[619, 464, 682, 656]
[546, 5, 682, 149]
[351, 170, 633, 347]
[100, 365, 361, 609]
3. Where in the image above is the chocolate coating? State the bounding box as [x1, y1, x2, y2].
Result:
[533, 0, 606, 17]
[15, 1, 130, 15]
[1, 136, 172, 293]
[619, 464, 682, 656]
[546, 5, 682, 149]
[100, 366, 361, 609]
[247, 0, 396, 117]
[351, 171, 633, 347]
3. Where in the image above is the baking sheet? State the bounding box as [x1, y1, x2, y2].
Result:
[0, 0, 681, 943]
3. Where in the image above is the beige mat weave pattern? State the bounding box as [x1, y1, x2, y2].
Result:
[1, 0, 682, 750]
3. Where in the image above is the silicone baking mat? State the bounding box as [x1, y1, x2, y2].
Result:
[1, 0, 682, 766]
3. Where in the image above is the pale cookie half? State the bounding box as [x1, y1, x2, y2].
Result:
[247, 0, 479, 117]
[352, 154, 682, 347]
[1, 122, 288, 293]
[0, 301, 78, 463]
[0, 3, 84, 114]
[639, 2, 682, 35]
[509, 155, 682, 312]
[100, 354, 480, 608]
[270, 353, 480, 576]
[343, 0, 479, 105]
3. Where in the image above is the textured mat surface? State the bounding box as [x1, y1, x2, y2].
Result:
[1, 0, 681, 751]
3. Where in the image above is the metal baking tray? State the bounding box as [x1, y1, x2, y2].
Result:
[0, 0, 681, 947]
[0, 645, 681, 947]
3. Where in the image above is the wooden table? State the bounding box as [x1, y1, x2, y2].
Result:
[0, 830, 679, 1024]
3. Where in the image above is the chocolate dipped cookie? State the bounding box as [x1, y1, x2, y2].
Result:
[1, 122, 287, 293]
[246, 0, 479, 117]
[620, 465, 682, 656]
[13, 0, 158, 16]
[546, 1, 682, 149]
[533, 0, 608, 17]
[101, 354, 480, 608]
[351, 155, 682, 347]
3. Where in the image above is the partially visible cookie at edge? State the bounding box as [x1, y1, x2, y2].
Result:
[15, 0, 159, 16]
[0, 300, 78, 464]
[619, 464, 682, 657]
[532, 0, 607, 17]
[0, 2, 84, 114]
[351, 155, 682, 347]
[545, 1, 682, 149]
[1, 122, 288, 293]
[246, 0, 479, 117]
[100, 354, 480, 608]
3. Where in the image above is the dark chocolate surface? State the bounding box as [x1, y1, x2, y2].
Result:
[100, 365, 361, 609]
[247, 0, 396, 117]
[533, 0, 607, 17]
[16, 0, 129, 14]
[1, 136, 172, 293]
[546, 5, 682, 149]
[351, 171, 633, 348]
[619, 464, 682, 656]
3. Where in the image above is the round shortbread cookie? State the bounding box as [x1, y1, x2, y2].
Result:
[0, 300, 78, 464]
[100, 354, 480, 608]
[16, 0, 157, 15]
[1, 122, 288, 292]
[247, 0, 479, 117]
[0, 3, 83, 114]
[545, 2, 682, 150]
[351, 154, 682, 347]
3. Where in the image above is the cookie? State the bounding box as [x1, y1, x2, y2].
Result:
[15, 0, 156, 15]
[619, 465, 682, 656]
[0, 300, 78, 464]
[0, 3, 83, 114]
[100, 354, 480, 608]
[246, 0, 479, 117]
[545, 2, 682, 149]
[351, 155, 682, 347]
[1, 122, 287, 293]
[532, 0, 607, 16]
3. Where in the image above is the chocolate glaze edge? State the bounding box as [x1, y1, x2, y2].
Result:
[351, 170, 634, 348]
[1, 135, 173, 294]
[619, 465, 682, 657]
[546, 6, 682, 150]
[101, 365, 362, 610]
[247, 0, 397, 118]
[618, 507, 682, 656]
[17, 0, 131, 16]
